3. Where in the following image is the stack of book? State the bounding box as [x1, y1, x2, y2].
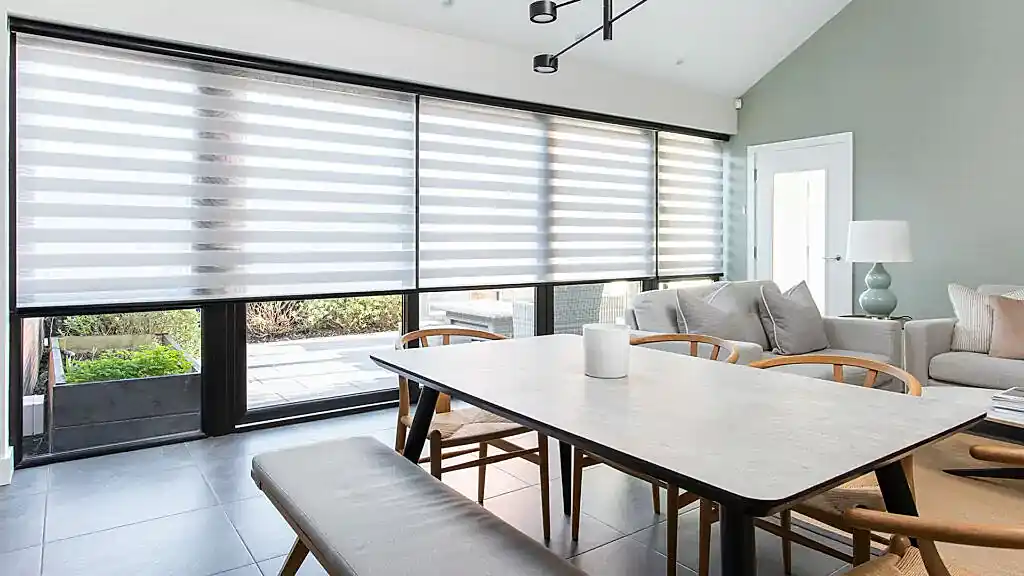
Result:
[990, 387, 1024, 426]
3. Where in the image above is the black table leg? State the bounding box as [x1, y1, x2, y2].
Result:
[719, 504, 756, 576]
[402, 387, 439, 462]
[559, 441, 572, 515]
[944, 466, 1024, 479]
[875, 461, 919, 546]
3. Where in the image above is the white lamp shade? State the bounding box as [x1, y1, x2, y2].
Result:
[846, 220, 913, 263]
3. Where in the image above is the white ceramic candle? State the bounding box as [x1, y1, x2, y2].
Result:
[582, 323, 630, 379]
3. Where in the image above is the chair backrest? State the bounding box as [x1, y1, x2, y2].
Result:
[630, 333, 740, 364]
[395, 327, 505, 415]
[554, 284, 604, 335]
[749, 354, 922, 396]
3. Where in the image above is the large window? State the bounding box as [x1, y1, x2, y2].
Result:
[10, 23, 727, 462]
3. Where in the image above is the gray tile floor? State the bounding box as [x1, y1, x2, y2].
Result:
[1, 407, 857, 576]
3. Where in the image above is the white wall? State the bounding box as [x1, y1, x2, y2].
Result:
[0, 0, 736, 476]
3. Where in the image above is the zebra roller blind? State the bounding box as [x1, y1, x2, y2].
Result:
[15, 35, 417, 308]
[657, 132, 725, 277]
[418, 97, 656, 288]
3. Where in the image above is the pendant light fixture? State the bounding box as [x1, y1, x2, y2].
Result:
[530, 0, 650, 74]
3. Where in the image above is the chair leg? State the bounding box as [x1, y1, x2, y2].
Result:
[780, 509, 792, 575]
[853, 529, 871, 565]
[429, 431, 443, 479]
[698, 499, 714, 576]
[279, 538, 309, 576]
[571, 446, 584, 541]
[394, 421, 407, 452]
[651, 482, 662, 515]
[666, 485, 679, 576]
[537, 433, 551, 541]
[477, 442, 488, 504]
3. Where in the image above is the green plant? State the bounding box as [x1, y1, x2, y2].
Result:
[304, 296, 402, 334]
[246, 301, 310, 339]
[63, 345, 193, 384]
[56, 310, 201, 358]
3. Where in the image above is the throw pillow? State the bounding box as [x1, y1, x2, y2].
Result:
[674, 284, 766, 345]
[756, 281, 830, 355]
[989, 296, 1024, 360]
[949, 284, 1024, 353]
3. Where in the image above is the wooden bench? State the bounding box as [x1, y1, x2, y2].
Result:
[251, 436, 584, 576]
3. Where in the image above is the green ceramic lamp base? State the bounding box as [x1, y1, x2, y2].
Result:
[858, 262, 897, 318]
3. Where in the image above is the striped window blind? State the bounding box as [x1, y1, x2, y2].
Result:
[15, 35, 416, 308]
[657, 132, 725, 277]
[418, 98, 547, 288]
[549, 118, 655, 281]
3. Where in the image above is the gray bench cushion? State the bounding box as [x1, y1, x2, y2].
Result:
[930, 351, 1024, 389]
[251, 437, 583, 576]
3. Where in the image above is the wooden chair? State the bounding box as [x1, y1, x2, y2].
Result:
[841, 508, 1024, 575]
[696, 355, 923, 576]
[394, 327, 551, 540]
[570, 333, 739, 575]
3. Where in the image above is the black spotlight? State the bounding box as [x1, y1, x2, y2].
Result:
[533, 53, 559, 74]
[530, 0, 558, 24]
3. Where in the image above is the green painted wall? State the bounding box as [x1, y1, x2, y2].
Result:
[729, 0, 1024, 318]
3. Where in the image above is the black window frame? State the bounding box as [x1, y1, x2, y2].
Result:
[7, 18, 728, 467]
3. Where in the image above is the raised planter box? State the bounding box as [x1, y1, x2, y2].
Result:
[49, 334, 201, 452]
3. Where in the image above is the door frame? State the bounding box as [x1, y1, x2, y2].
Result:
[746, 132, 854, 306]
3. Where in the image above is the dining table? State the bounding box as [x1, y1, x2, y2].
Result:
[370, 334, 986, 576]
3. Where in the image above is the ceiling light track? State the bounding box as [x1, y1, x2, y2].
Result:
[530, 0, 650, 74]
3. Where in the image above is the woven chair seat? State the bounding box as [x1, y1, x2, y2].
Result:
[844, 547, 976, 576]
[400, 407, 527, 442]
[795, 473, 885, 522]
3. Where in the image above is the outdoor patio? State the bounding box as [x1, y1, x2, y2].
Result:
[246, 332, 400, 409]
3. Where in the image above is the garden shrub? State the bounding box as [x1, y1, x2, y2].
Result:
[57, 310, 201, 358]
[64, 345, 193, 384]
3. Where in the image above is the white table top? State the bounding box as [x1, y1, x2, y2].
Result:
[372, 335, 985, 514]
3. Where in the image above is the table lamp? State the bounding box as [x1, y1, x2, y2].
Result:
[846, 220, 912, 318]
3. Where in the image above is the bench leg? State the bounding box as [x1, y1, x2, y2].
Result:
[279, 538, 309, 576]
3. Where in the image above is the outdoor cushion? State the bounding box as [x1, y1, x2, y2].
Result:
[929, 351, 1024, 389]
[251, 437, 584, 576]
[399, 407, 526, 441]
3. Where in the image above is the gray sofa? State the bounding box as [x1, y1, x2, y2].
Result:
[905, 284, 1024, 389]
[626, 280, 904, 385]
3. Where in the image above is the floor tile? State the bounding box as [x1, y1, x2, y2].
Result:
[224, 496, 297, 562]
[197, 455, 263, 504]
[42, 507, 253, 576]
[484, 481, 626, 559]
[0, 467, 49, 500]
[0, 493, 45, 553]
[259, 554, 330, 575]
[571, 537, 697, 576]
[493, 434, 564, 484]
[0, 545, 42, 576]
[214, 564, 263, 576]
[629, 508, 847, 576]
[47, 444, 194, 493]
[45, 465, 218, 542]
[572, 464, 678, 535]
[436, 461, 530, 501]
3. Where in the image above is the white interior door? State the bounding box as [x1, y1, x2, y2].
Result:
[749, 134, 853, 316]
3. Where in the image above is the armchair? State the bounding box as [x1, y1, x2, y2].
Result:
[513, 284, 603, 338]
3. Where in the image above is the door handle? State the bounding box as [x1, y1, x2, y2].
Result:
[822, 255, 842, 262]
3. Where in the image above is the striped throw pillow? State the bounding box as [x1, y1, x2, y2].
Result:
[949, 284, 1024, 353]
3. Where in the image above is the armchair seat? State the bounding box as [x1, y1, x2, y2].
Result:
[797, 474, 884, 523]
[848, 547, 975, 576]
[929, 352, 1024, 389]
[400, 408, 526, 443]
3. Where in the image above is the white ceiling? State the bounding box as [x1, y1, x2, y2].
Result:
[298, 0, 851, 97]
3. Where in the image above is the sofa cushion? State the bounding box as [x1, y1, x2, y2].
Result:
[929, 351, 1024, 389]
[949, 284, 1024, 353]
[990, 296, 1024, 360]
[705, 282, 772, 350]
[631, 288, 694, 333]
[675, 283, 769, 348]
[757, 281, 829, 355]
[760, 348, 897, 390]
